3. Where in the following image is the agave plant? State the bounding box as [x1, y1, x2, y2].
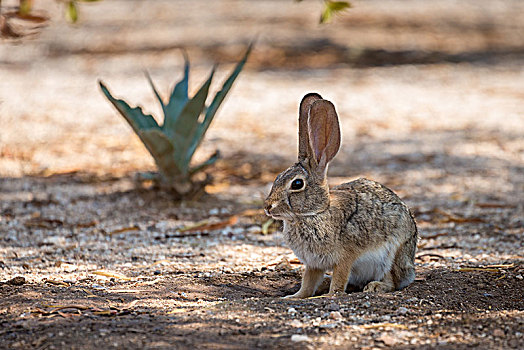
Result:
[99, 45, 251, 197]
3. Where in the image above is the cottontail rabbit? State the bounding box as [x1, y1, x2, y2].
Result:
[264, 93, 418, 298]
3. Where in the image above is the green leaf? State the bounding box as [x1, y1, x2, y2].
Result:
[320, 1, 350, 24]
[139, 129, 184, 178]
[99, 44, 251, 189]
[66, 1, 78, 23]
[99, 81, 160, 132]
[186, 44, 252, 162]
[164, 52, 190, 131]
[172, 67, 215, 153]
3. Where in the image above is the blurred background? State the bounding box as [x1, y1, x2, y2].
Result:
[1, 0, 523, 182]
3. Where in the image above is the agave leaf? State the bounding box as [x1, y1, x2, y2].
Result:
[139, 129, 184, 178]
[186, 44, 252, 163]
[171, 67, 215, 149]
[99, 81, 160, 131]
[145, 71, 167, 117]
[164, 52, 190, 131]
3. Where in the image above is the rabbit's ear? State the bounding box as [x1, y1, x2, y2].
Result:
[298, 93, 323, 161]
[307, 99, 341, 177]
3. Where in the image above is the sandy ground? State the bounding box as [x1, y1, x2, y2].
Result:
[0, 0, 523, 349]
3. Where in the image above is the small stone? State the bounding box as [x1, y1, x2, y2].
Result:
[319, 323, 337, 329]
[397, 307, 409, 315]
[287, 307, 297, 314]
[7, 276, 26, 286]
[329, 311, 342, 320]
[291, 334, 310, 342]
[493, 329, 505, 337]
[378, 334, 398, 346]
[289, 319, 302, 327]
[362, 301, 371, 308]
[327, 302, 340, 311]
[515, 274, 523, 280]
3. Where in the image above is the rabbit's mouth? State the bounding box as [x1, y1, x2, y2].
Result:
[264, 206, 291, 220]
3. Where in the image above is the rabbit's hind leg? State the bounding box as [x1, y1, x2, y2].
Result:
[390, 233, 417, 290]
[363, 272, 395, 293]
[363, 235, 416, 293]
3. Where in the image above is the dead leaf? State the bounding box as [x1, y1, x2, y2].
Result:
[43, 304, 90, 311]
[92, 270, 132, 281]
[43, 279, 70, 287]
[267, 256, 301, 267]
[92, 310, 117, 316]
[476, 202, 515, 209]
[456, 268, 500, 272]
[239, 208, 264, 217]
[146, 259, 170, 268]
[107, 289, 144, 294]
[435, 208, 484, 224]
[24, 217, 63, 229]
[108, 225, 140, 235]
[485, 264, 515, 269]
[73, 220, 98, 228]
[421, 232, 449, 240]
[362, 323, 408, 330]
[179, 216, 238, 233]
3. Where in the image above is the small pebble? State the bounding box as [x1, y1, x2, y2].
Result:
[287, 307, 297, 314]
[327, 302, 340, 311]
[515, 274, 523, 280]
[397, 307, 409, 315]
[329, 311, 342, 320]
[493, 329, 505, 337]
[362, 301, 371, 308]
[291, 334, 310, 342]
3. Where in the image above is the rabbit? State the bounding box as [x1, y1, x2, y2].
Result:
[264, 93, 418, 299]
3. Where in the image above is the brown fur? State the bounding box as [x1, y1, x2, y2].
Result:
[264, 95, 418, 298]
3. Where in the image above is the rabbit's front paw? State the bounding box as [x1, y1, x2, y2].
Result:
[326, 290, 346, 297]
[363, 281, 393, 293]
[282, 292, 308, 299]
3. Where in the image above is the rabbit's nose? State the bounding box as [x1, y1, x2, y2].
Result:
[264, 203, 274, 216]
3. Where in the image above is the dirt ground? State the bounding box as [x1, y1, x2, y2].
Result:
[1, 0, 523, 349]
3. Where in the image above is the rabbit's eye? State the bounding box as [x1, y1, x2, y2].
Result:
[291, 179, 304, 190]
